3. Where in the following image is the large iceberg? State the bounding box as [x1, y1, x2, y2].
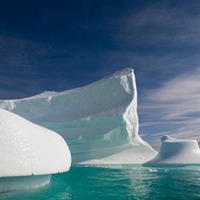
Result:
[144, 135, 200, 167]
[0, 108, 71, 192]
[0, 68, 156, 164]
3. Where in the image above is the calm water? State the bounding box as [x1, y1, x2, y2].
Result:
[1, 165, 200, 200]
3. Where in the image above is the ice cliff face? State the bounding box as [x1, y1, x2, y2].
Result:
[0, 68, 156, 164]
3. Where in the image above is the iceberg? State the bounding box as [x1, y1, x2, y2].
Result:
[0, 68, 156, 164]
[144, 135, 200, 167]
[0, 109, 71, 192]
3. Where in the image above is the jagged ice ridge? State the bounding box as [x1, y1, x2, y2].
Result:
[0, 68, 156, 164]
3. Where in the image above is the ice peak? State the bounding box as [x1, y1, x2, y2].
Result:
[108, 68, 134, 79]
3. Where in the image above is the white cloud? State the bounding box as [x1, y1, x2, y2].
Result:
[139, 68, 200, 142]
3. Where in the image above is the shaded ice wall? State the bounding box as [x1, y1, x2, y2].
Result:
[0, 68, 156, 164]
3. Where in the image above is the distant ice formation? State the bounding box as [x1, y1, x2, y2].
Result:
[144, 135, 200, 167]
[0, 109, 71, 192]
[0, 68, 156, 164]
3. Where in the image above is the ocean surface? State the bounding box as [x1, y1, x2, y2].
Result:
[1, 165, 200, 200]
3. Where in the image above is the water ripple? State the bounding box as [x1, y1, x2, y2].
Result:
[1, 166, 200, 200]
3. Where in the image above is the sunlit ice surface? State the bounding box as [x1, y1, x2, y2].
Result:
[0, 109, 71, 192]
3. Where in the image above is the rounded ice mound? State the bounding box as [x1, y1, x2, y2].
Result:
[0, 108, 71, 177]
[143, 135, 200, 167]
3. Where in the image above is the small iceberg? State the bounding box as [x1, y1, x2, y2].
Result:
[0, 109, 71, 192]
[144, 135, 200, 167]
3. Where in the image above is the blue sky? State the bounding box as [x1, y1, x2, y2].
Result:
[1, 0, 200, 142]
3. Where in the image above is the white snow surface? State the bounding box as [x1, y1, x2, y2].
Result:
[0, 68, 156, 164]
[0, 109, 71, 177]
[144, 135, 200, 166]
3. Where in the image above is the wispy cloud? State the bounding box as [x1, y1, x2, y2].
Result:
[139, 67, 200, 142]
[117, 1, 200, 47]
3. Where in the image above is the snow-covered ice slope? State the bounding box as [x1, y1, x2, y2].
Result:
[0, 109, 71, 177]
[0, 68, 156, 164]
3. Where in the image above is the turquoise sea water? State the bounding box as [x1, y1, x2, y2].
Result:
[1, 165, 200, 200]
